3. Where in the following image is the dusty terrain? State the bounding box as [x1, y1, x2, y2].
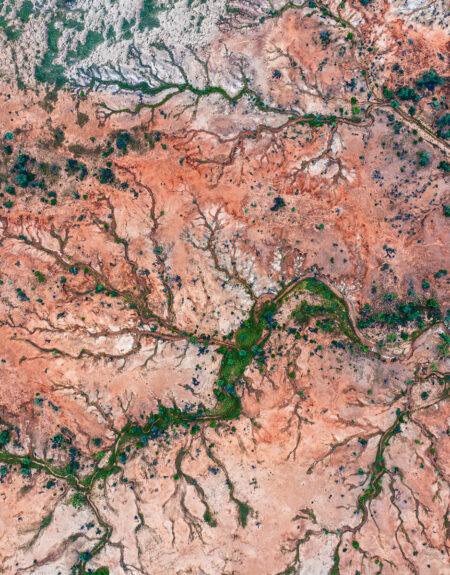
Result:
[0, 1, 448, 574]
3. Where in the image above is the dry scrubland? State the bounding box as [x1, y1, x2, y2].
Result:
[0, 0, 448, 574]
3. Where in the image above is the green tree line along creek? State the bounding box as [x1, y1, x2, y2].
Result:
[0, 276, 447, 574]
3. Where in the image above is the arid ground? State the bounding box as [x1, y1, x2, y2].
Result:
[0, 1, 448, 574]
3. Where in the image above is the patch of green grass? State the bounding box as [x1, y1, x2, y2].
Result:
[211, 394, 240, 419]
[292, 279, 363, 347]
[68, 30, 104, 61]
[35, 19, 66, 87]
[438, 333, 449, 356]
[69, 492, 86, 509]
[235, 320, 262, 350]
[40, 512, 53, 529]
[237, 500, 250, 527]
[219, 348, 253, 389]
[301, 277, 336, 300]
[18, 0, 33, 23]
[121, 17, 136, 40]
[0, 16, 22, 41]
[47, 18, 60, 53]
[139, 0, 160, 32]
[63, 19, 84, 32]
[292, 300, 327, 325]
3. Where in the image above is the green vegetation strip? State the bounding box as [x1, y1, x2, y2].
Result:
[0, 276, 445, 573]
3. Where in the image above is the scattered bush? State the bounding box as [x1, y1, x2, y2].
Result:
[416, 68, 444, 92]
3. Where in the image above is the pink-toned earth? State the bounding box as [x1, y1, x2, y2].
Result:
[0, 1, 448, 574]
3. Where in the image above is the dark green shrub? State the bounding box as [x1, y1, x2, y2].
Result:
[416, 69, 444, 91]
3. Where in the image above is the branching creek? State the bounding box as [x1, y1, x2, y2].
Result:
[0, 274, 448, 574]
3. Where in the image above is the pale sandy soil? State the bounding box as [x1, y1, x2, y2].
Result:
[0, 1, 448, 574]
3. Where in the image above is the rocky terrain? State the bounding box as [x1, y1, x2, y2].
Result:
[0, 1, 448, 574]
